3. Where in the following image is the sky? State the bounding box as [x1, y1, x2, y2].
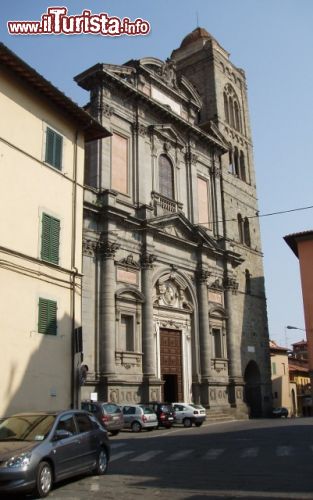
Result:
[1, 0, 312, 348]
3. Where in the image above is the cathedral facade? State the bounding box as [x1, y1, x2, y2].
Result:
[76, 28, 272, 417]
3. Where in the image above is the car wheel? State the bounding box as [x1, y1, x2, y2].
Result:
[183, 417, 192, 428]
[94, 448, 108, 475]
[131, 421, 142, 432]
[195, 421, 203, 427]
[110, 430, 119, 436]
[35, 461, 53, 498]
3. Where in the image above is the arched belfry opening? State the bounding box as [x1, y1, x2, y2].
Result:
[153, 271, 196, 403]
[244, 360, 262, 418]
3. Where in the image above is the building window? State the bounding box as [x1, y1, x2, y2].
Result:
[41, 213, 60, 264]
[233, 147, 240, 176]
[212, 328, 223, 358]
[272, 362, 276, 375]
[238, 214, 251, 247]
[245, 269, 251, 294]
[197, 177, 211, 229]
[119, 315, 135, 352]
[223, 84, 242, 133]
[238, 214, 244, 244]
[240, 151, 246, 182]
[111, 133, 128, 194]
[45, 127, 63, 170]
[159, 154, 174, 199]
[244, 217, 251, 247]
[38, 298, 57, 335]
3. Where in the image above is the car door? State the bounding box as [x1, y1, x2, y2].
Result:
[51, 412, 81, 480]
[74, 413, 99, 468]
[173, 404, 185, 424]
[122, 406, 136, 428]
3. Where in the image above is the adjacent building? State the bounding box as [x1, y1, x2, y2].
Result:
[284, 230, 313, 415]
[269, 340, 297, 416]
[0, 44, 110, 416]
[76, 28, 272, 417]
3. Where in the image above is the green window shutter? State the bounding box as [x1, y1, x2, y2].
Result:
[45, 127, 63, 170]
[38, 298, 57, 335]
[41, 213, 60, 264]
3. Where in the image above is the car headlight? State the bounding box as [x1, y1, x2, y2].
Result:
[4, 452, 32, 468]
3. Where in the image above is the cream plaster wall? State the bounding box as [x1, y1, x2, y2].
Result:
[0, 68, 85, 416]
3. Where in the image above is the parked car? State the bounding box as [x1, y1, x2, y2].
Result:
[121, 404, 158, 432]
[0, 410, 110, 498]
[272, 407, 289, 418]
[147, 402, 175, 428]
[81, 400, 124, 435]
[173, 402, 206, 427]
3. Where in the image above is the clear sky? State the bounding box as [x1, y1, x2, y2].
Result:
[1, 0, 312, 348]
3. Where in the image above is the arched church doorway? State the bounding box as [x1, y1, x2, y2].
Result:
[160, 328, 183, 402]
[244, 360, 262, 418]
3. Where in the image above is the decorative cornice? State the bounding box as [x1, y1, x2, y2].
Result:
[83, 239, 98, 257]
[102, 103, 115, 117]
[132, 122, 147, 137]
[117, 254, 140, 270]
[184, 151, 198, 165]
[140, 252, 156, 269]
[97, 240, 120, 259]
[223, 276, 239, 294]
[196, 268, 210, 284]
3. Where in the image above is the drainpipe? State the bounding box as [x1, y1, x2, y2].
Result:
[71, 130, 79, 409]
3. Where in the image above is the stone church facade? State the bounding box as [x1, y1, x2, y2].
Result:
[75, 28, 272, 417]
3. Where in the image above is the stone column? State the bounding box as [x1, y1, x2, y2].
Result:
[223, 275, 245, 412]
[197, 268, 212, 379]
[99, 241, 119, 380]
[196, 268, 212, 407]
[141, 252, 156, 377]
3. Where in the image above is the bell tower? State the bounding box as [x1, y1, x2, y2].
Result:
[172, 28, 272, 416]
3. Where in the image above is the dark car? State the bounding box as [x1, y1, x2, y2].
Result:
[81, 401, 124, 435]
[272, 407, 289, 418]
[147, 402, 175, 428]
[0, 410, 110, 498]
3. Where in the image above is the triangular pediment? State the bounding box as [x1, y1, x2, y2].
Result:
[149, 124, 185, 148]
[148, 213, 222, 255]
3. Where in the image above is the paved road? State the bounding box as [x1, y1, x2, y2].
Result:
[25, 417, 313, 499]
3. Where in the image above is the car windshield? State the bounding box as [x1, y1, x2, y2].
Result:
[0, 415, 56, 442]
[140, 406, 154, 414]
[189, 404, 203, 409]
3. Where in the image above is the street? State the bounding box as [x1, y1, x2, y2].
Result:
[28, 418, 313, 499]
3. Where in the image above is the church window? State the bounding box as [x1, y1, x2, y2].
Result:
[238, 213, 244, 244]
[244, 217, 251, 247]
[197, 176, 211, 229]
[240, 151, 246, 182]
[111, 132, 128, 194]
[212, 328, 223, 358]
[223, 92, 229, 123]
[245, 269, 251, 294]
[159, 154, 174, 199]
[234, 147, 240, 176]
[228, 148, 234, 174]
[223, 84, 242, 133]
[119, 314, 135, 352]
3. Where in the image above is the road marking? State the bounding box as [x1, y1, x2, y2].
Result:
[166, 449, 194, 460]
[110, 442, 127, 449]
[203, 448, 225, 460]
[276, 446, 292, 456]
[131, 450, 163, 462]
[241, 447, 259, 458]
[110, 451, 133, 462]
